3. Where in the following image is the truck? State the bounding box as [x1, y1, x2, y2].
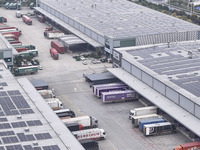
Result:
[16, 11, 22, 18]
[139, 118, 165, 131]
[96, 85, 128, 97]
[18, 49, 38, 57]
[17, 2, 21, 10]
[0, 17, 7, 23]
[93, 82, 126, 95]
[132, 114, 162, 127]
[13, 66, 38, 76]
[79, 139, 99, 150]
[37, 15, 45, 23]
[143, 122, 176, 136]
[54, 109, 76, 119]
[38, 89, 55, 99]
[4, 2, 10, 9]
[14, 45, 35, 50]
[50, 48, 59, 60]
[22, 15, 32, 25]
[44, 31, 65, 39]
[66, 123, 83, 132]
[101, 90, 139, 103]
[51, 40, 65, 53]
[45, 98, 63, 110]
[2, 31, 21, 37]
[174, 142, 200, 150]
[129, 106, 158, 120]
[62, 116, 98, 129]
[72, 128, 106, 141]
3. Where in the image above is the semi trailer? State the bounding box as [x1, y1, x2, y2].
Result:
[2, 31, 21, 37]
[129, 106, 158, 120]
[45, 98, 63, 110]
[72, 128, 106, 141]
[96, 85, 128, 97]
[79, 139, 99, 150]
[38, 89, 55, 99]
[143, 122, 176, 136]
[22, 15, 32, 25]
[132, 114, 162, 127]
[51, 40, 65, 53]
[66, 123, 83, 132]
[50, 48, 59, 60]
[174, 142, 200, 150]
[13, 66, 38, 76]
[101, 90, 139, 103]
[54, 109, 75, 118]
[44, 31, 64, 39]
[62, 116, 98, 129]
[139, 118, 165, 131]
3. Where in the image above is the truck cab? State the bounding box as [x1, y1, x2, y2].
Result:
[50, 48, 59, 60]
[91, 116, 98, 128]
[129, 110, 135, 120]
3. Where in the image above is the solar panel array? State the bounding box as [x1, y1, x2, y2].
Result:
[0, 89, 61, 150]
[128, 42, 200, 97]
[40, 0, 200, 39]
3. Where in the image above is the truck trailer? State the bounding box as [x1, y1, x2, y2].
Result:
[38, 89, 55, 99]
[96, 85, 128, 97]
[62, 116, 98, 129]
[132, 114, 162, 127]
[79, 139, 99, 150]
[129, 106, 158, 120]
[13, 66, 38, 76]
[72, 128, 106, 141]
[22, 15, 32, 25]
[51, 40, 65, 53]
[66, 123, 83, 132]
[93, 82, 125, 95]
[139, 118, 165, 131]
[45, 98, 63, 110]
[143, 122, 176, 136]
[101, 90, 139, 103]
[54, 108, 75, 118]
[50, 48, 59, 60]
[2, 31, 21, 37]
[174, 142, 200, 150]
[44, 30, 65, 39]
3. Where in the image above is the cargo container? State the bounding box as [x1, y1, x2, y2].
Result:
[174, 142, 200, 150]
[13, 66, 38, 76]
[129, 106, 158, 120]
[51, 40, 65, 53]
[101, 90, 139, 103]
[30, 79, 48, 90]
[66, 123, 83, 132]
[45, 98, 63, 110]
[50, 48, 59, 60]
[72, 128, 106, 141]
[143, 122, 176, 136]
[62, 116, 98, 129]
[54, 108, 75, 118]
[44, 30, 65, 39]
[96, 85, 128, 97]
[79, 139, 99, 150]
[139, 118, 165, 131]
[132, 114, 162, 127]
[22, 15, 32, 25]
[0, 17, 7, 23]
[93, 82, 125, 95]
[38, 89, 55, 99]
[37, 15, 45, 23]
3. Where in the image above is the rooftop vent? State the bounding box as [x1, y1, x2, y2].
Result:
[198, 48, 200, 52]
[194, 72, 198, 75]
[157, 53, 162, 56]
[168, 76, 173, 80]
[24, 128, 30, 132]
[0, 86, 3, 90]
[188, 51, 192, 59]
[33, 142, 38, 146]
[178, 50, 181, 53]
[17, 115, 22, 119]
[134, 57, 138, 59]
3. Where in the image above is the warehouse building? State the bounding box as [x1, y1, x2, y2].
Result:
[35, 0, 200, 55]
[0, 34, 16, 69]
[0, 61, 84, 150]
[109, 41, 200, 139]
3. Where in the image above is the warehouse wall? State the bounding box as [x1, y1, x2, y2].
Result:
[120, 57, 200, 119]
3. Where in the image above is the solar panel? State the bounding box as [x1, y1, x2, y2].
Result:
[43, 145, 61, 150]
[0, 92, 7, 97]
[0, 147, 4, 150]
[7, 90, 21, 96]
[23, 145, 32, 150]
[0, 118, 7, 122]
[26, 135, 35, 141]
[0, 131, 15, 136]
[6, 145, 23, 150]
[26, 120, 42, 127]
[17, 133, 26, 142]
[0, 83, 7, 87]
[33, 147, 42, 150]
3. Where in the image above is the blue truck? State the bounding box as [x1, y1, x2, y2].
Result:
[139, 118, 165, 131]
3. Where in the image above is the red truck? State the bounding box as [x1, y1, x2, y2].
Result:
[22, 15, 32, 25]
[15, 47, 29, 52]
[51, 40, 65, 54]
[50, 48, 59, 60]
[174, 142, 200, 150]
[2, 31, 21, 37]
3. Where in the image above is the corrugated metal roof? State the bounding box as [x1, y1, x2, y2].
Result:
[108, 67, 200, 137]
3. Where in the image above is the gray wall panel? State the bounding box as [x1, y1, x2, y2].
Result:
[80, 24, 84, 33]
[91, 31, 98, 41]
[122, 59, 131, 73]
[131, 65, 142, 80]
[166, 87, 179, 104]
[195, 105, 200, 119]
[85, 28, 91, 36]
[180, 95, 194, 114]
[3, 51, 11, 58]
[74, 21, 79, 30]
[64, 16, 68, 23]
[142, 72, 153, 87]
[98, 35, 104, 45]
[153, 79, 165, 95]
[69, 18, 73, 26]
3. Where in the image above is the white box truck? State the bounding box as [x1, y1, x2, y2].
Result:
[72, 128, 106, 140]
[45, 98, 63, 110]
[132, 114, 162, 127]
[38, 89, 55, 99]
[62, 116, 98, 129]
[129, 106, 157, 119]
